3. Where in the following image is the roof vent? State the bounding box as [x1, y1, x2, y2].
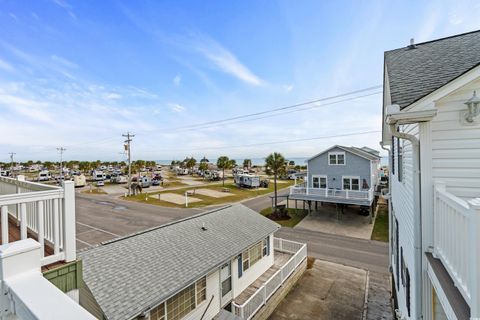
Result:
[408, 38, 416, 49]
[201, 222, 208, 231]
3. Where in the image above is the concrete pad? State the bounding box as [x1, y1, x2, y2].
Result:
[192, 189, 232, 198]
[270, 260, 367, 320]
[152, 193, 202, 205]
[294, 202, 374, 240]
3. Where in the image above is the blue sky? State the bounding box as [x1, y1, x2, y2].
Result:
[1, 0, 479, 162]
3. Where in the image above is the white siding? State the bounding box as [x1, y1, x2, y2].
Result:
[430, 77, 480, 200]
[391, 123, 420, 319]
[232, 235, 274, 298]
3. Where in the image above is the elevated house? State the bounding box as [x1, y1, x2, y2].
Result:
[0, 175, 94, 319]
[382, 31, 480, 320]
[79, 204, 307, 320]
[289, 145, 380, 221]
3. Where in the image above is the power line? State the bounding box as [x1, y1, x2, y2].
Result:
[140, 130, 381, 153]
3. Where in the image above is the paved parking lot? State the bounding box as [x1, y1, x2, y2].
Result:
[75, 193, 203, 250]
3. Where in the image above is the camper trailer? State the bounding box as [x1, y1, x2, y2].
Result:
[234, 173, 260, 188]
[93, 171, 106, 181]
[38, 170, 51, 181]
[73, 174, 86, 187]
[139, 176, 151, 188]
[0, 170, 10, 177]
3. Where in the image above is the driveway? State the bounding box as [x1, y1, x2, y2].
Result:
[269, 260, 367, 320]
[294, 202, 374, 239]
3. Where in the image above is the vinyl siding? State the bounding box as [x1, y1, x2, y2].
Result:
[430, 77, 480, 200]
[390, 123, 419, 319]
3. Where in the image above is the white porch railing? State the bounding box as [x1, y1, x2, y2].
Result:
[290, 186, 374, 201]
[0, 176, 76, 266]
[433, 181, 480, 316]
[232, 238, 307, 320]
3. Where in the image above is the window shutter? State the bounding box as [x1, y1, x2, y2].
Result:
[391, 136, 395, 175]
[238, 254, 243, 278]
[266, 237, 270, 256]
[406, 268, 411, 317]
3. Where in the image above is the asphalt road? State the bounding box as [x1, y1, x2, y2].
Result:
[241, 188, 289, 212]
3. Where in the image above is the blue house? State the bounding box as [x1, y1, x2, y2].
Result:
[289, 145, 380, 219]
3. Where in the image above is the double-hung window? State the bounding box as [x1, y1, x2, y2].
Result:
[342, 176, 360, 191]
[328, 152, 345, 165]
[312, 175, 327, 188]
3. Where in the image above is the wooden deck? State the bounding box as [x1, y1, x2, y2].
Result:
[0, 217, 61, 271]
[234, 251, 293, 305]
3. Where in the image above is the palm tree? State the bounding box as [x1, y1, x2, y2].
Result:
[186, 157, 197, 174]
[243, 159, 252, 169]
[265, 152, 286, 212]
[216, 156, 231, 186]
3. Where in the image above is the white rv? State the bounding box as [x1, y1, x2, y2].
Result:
[73, 174, 86, 187]
[93, 171, 106, 181]
[38, 170, 51, 181]
[234, 173, 260, 188]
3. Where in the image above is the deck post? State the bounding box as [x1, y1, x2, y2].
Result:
[469, 198, 480, 318]
[295, 200, 298, 215]
[62, 181, 76, 262]
[1, 206, 8, 245]
[303, 200, 305, 212]
[369, 203, 374, 224]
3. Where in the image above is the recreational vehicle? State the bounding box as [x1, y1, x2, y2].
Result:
[73, 174, 86, 188]
[234, 173, 260, 188]
[139, 176, 151, 188]
[38, 170, 51, 181]
[93, 171, 106, 181]
[0, 170, 10, 177]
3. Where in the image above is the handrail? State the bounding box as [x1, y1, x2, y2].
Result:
[290, 186, 373, 201]
[232, 238, 307, 319]
[0, 176, 60, 193]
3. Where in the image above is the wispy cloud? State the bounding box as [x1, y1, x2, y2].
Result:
[173, 74, 181, 86]
[168, 103, 185, 113]
[51, 55, 78, 69]
[51, 0, 77, 19]
[192, 34, 264, 86]
[0, 58, 14, 72]
[283, 84, 294, 93]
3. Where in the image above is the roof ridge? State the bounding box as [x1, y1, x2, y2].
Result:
[385, 29, 480, 53]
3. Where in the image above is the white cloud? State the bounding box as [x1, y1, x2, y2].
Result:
[51, 55, 78, 69]
[52, 0, 76, 19]
[9, 13, 18, 20]
[173, 74, 181, 86]
[168, 103, 185, 113]
[193, 34, 263, 86]
[104, 92, 122, 100]
[0, 58, 14, 72]
[283, 84, 294, 93]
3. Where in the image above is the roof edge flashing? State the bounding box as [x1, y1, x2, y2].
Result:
[386, 107, 437, 125]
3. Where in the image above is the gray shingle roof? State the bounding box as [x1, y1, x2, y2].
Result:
[307, 145, 380, 162]
[79, 204, 279, 320]
[385, 30, 480, 109]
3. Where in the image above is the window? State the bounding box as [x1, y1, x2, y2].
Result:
[397, 138, 403, 182]
[166, 284, 196, 320]
[220, 263, 232, 297]
[312, 175, 327, 188]
[150, 277, 207, 320]
[241, 240, 268, 274]
[328, 152, 345, 165]
[342, 177, 360, 191]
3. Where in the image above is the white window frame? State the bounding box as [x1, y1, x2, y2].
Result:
[342, 176, 360, 191]
[328, 152, 345, 165]
[312, 175, 327, 189]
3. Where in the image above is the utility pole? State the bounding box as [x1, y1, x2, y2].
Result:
[57, 147, 66, 179]
[8, 152, 15, 177]
[122, 132, 134, 196]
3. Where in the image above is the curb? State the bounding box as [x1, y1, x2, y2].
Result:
[362, 270, 370, 320]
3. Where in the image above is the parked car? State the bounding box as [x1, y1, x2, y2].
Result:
[96, 180, 105, 187]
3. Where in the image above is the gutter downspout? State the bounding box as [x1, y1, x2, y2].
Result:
[389, 123, 422, 320]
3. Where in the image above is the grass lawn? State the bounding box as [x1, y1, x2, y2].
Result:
[123, 180, 295, 208]
[260, 207, 308, 228]
[371, 203, 389, 242]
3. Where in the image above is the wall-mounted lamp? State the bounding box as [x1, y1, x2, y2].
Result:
[463, 90, 480, 124]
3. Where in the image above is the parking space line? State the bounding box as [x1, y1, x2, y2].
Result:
[76, 221, 121, 237]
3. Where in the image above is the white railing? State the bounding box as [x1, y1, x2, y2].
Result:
[0, 176, 76, 266]
[290, 186, 374, 201]
[232, 238, 307, 320]
[433, 181, 480, 316]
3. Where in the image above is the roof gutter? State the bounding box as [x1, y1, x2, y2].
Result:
[386, 104, 436, 320]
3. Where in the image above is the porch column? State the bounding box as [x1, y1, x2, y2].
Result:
[469, 198, 480, 318]
[369, 203, 374, 224]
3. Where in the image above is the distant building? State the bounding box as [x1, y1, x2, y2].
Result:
[382, 31, 480, 320]
[289, 145, 380, 220]
[79, 204, 307, 320]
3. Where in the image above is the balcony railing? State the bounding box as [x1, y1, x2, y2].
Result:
[232, 238, 307, 320]
[433, 181, 480, 316]
[0, 176, 76, 266]
[290, 186, 374, 201]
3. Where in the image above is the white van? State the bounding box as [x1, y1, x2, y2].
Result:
[38, 170, 51, 181]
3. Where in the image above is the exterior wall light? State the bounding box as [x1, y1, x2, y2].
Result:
[463, 90, 480, 124]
